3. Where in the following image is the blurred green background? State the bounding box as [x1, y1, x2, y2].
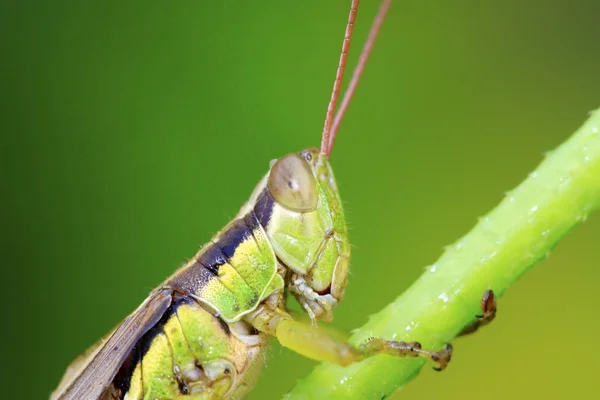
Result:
[2, 0, 599, 399]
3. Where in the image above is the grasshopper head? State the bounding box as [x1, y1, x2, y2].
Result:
[254, 148, 350, 322]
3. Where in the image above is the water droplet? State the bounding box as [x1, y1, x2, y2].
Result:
[480, 250, 500, 264]
[438, 292, 449, 303]
[530, 205, 538, 213]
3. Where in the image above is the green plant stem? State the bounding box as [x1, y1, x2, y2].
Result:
[284, 109, 600, 400]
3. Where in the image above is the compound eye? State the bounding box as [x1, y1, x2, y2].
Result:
[268, 154, 318, 212]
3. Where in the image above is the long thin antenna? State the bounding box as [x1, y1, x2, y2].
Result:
[320, 0, 360, 156]
[320, 0, 393, 156]
[329, 0, 392, 154]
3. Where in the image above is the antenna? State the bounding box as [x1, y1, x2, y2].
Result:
[320, 0, 359, 156]
[320, 0, 392, 156]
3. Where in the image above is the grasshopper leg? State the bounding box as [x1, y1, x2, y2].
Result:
[459, 289, 497, 336]
[261, 315, 452, 371]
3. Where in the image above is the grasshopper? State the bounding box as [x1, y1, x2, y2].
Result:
[52, 1, 494, 398]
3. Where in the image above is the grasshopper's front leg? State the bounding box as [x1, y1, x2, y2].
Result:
[459, 290, 497, 336]
[277, 319, 453, 371]
[247, 306, 453, 371]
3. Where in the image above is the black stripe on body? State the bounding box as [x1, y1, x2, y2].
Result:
[168, 215, 256, 294]
[167, 208, 275, 316]
[167, 260, 223, 296]
[112, 341, 140, 397]
[217, 219, 253, 259]
[197, 244, 228, 276]
[112, 296, 192, 396]
[196, 217, 254, 276]
[191, 214, 257, 282]
[112, 295, 225, 398]
[139, 296, 193, 357]
[243, 208, 261, 232]
[253, 188, 275, 228]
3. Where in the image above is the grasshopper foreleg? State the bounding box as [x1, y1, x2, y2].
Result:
[277, 318, 452, 370]
[459, 289, 497, 336]
[248, 307, 452, 371]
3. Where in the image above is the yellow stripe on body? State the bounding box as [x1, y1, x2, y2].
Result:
[162, 312, 197, 383]
[194, 213, 283, 322]
[141, 333, 179, 399]
[227, 220, 276, 296]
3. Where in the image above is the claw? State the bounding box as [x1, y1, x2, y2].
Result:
[432, 344, 453, 371]
[480, 290, 497, 321]
[459, 290, 498, 336]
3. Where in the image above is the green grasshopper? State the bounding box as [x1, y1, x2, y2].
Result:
[52, 1, 495, 399]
